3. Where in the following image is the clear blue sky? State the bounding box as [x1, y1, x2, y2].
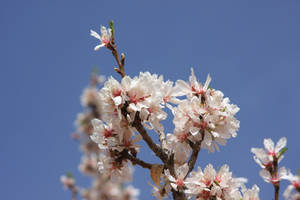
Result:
[1, 0, 300, 199]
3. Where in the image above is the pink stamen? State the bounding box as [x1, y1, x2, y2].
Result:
[200, 121, 209, 130]
[113, 89, 122, 97]
[176, 179, 184, 187]
[292, 181, 300, 188]
[203, 179, 211, 187]
[163, 96, 169, 103]
[200, 190, 211, 199]
[104, 129, 113, 138]
[268, 151, 276, 157]
[214, 176, 221, 184]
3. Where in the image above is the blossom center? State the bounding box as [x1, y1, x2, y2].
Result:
[176, 179, 184, 187]
[214, 176, 221, 184]
[268, 151, 276, 157]
[113, 89, 122, 97]
[104, 128, 113, 138]
[292, 181, 300, 188]
[200, 121, 209, 130]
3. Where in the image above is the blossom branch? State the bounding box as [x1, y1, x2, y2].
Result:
[107, 21, 125, 78]
[132, 112, 169, 164]
[122, 150, 153, 169]
[272, 156, 280, 200]
[185, 132, 204, 178]
[71, 186, 78, 200]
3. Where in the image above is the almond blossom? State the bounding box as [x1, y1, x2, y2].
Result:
[251, 137, 287, 168]
[240, 184, 260, 200]
[282, 170, 300, 199]
[164, 163, 189, 191]
[185, 164, 251, 200]
[60, 175, 76, 190]
[259, 167, 287, 184]
[172, 68, 240, 152]
[90, 26, 112, 51]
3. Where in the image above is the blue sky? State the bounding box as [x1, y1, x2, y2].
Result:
[1, 0, 300, 199]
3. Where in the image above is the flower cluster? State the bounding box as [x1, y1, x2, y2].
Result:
[164, 163, 259, 200]
[171, 68, 240, 153]
[61, 23, 300, 200]
[61, 71, 139, 200]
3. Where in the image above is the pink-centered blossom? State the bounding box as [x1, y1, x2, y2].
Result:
[90, 26, 112, 51]
[251, 137, 287, 168]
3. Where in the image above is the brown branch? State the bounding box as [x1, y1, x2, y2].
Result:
[70, 186, 78, 200]
[106, 25, 125, 78]
[171, 188, 186, 200]
[185, 132, 204, 178]
[111, 47, 125, 78]
[131, 112, 169, 164]
[123, 150, 153, 169]
[272, 157, 280, 200]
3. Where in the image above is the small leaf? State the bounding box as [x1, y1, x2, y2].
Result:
[150, 164, 164, 186]
[297, 170, 300, 177]
[109, 20, 114, 35]
[66, 171, 73, 179]
[278, 147, 288, 158]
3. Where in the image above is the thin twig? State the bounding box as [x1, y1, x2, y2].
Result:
[185, 132, 204, 178]
[123, 150, 153, 169]
[70, 186, 78, 200]
[272, 157, 280, 200]
[132, 112, 169, 164]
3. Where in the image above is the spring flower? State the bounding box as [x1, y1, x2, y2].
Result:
[172, 69, 240, 152]
[241, 184, 260, 200]
[259, 167, 287, 184]
[164, 163, 189, 191]
[251, 137, 287, 168]
[60, 175, 75, 190]
[90, 26, 112, 50]
[282, 170, 300, 199]
[185, 164, 249, 200]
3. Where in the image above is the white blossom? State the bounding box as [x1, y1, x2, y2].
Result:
[282, 170, 300, 200]
[259, 167, 287, 184]
[90, 26, 112, 50]
[185, 164, 249, 200]
[172, 69, 239, 152]
[164, 163, 189, 191]
[251, 137, 287, 168]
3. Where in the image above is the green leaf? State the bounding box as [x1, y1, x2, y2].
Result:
[109, 20, 114, 35]
[278, 147, 288, 158]
[297, 170, 300, 177]
[66, 171, 73, 178]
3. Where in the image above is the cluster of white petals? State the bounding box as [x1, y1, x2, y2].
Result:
[62, 71, 140, 200]
[240, 184, 260, 200]
[80, 180, 139, 200]
[282, 170, 300, 199]
[180, 164, 259, 200]
[172, 68, 240, 153]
